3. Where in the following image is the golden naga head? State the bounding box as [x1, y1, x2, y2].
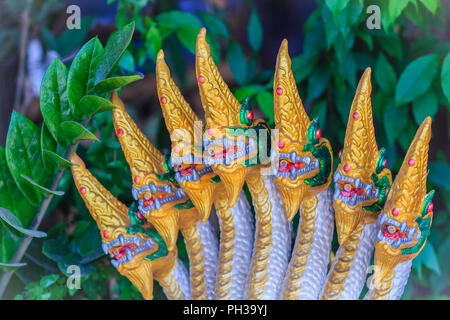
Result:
[333, 68, 392, 245]
[272, 39, 333, 221]
[373, 117, 434, 280]
[156, 49, 217, 222]
[111, 92, 199, 251]
[195, 28, 266, 207]
[70, 153, 176, 300]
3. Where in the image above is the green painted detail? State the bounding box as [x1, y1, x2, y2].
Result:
[128, 201, 144, 226]
[420, 190, 435, 217]
[126, 225, 168, 261]
[156, 152, 179, 186]
[375, 148, 387, 174]
[174, 199, 195, 210]
[211, 175, 221, 183]
[303, 141, 332, 187]
[239, 96, 253, 127]
[401, 216, 431, 255]
[226, 121, 271, 168]
[307, 117, 320, 145]
[363, 174, 391, 213]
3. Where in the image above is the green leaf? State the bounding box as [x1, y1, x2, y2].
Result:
[156, 10, 203, 29]
[145, 26, 162, 61]
[389, 0, 412, 22]
[420, 0, 438, 14]
[43, 150, 75, 170]
[395, 54, 440, 105]
[40, 274, 60, 288]
[41, 124, 57, 174]
[118, 50, 136, 72]
[325, 0, 350, 21]
[94, 22, 135, 84]
[92, 74, 143, 95]
[176, 25, 200, 55]
[40, 58, 70, 146]
[248, 9, 263, 52]
[0, 208, 46, 238]
[383, 101, 408, 145]
[375, 53, 397, 94]
[0, 147, 36, 226]
[291, 54, 319, 83]
[79, 95, 117, 118]
[60, 121, 99, 143]
[0, 262, 27, 271]
[440, 52, 450, 105]
[227, 41, 248, 85]
[20, 175, 64, 197]
[233, 85, 265, 102]
[256, 91, 274, 124]
[428, 162, 450, 188]
[67, 37, 104, 121]
[6, 112, 50, 205]
[198, 11, 229, 38]
[412, 90, 438, 125]
[307, 66, 331, 102]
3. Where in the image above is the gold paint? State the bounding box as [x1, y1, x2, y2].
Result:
[195, 27, 241, 129]
[333, 68, 392, 245]
[181, 224, 208, 300]
[273, 40, 332, 220]
[70, 153, 176, 300]
[156, 50, 217, 221]
[282, 193, 318, 299]
[195, 28, 247, 207]
[246, 167, 273, 299]
[371, 118, 433, 298]
[110, 92, 215, 299]
[320, 222, 365, 300]
[213, 183, 235, 300]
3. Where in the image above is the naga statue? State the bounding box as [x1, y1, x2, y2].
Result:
[71, 28, 434, 300]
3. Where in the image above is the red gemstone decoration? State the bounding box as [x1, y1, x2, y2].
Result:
[392, 208, 399, 216]
[383, 159, 387, 168]
[137, 211, 144, 220]
[338, 149, 342, 158]
[198, 76, 205, 84]
[408, 159, 415, 166]
[352, 112, 359, 119]
[276, 87, 283, 95]
[278, 141, 285, 149]
[247, 110, 254, 121]
[144, 201, 151, 207]
[343, 164, 350, 172]
[80, 187, 86, 194]
[294, 162, 302, 170]
[116, 128, 124, 135]
[173, 146, 180, 154]
[427, 203, 433, 213]
[134, 176, 140, 183]
[207, 128, 214, 136]
[103, 231, 109, 238]
[385, 188, 389, 196]
[315, 129, 322, 139]
[160, 97, 167, 104]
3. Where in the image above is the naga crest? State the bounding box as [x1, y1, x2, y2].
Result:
[70, 153, 176, 300]
[333, 68, 392, 245]
[111, 92, 200, 251]
[272, 39, 333, 221]
[156, 49, 217, 222]
[374, 117, 434, 279]
[196, 28, 269, 207]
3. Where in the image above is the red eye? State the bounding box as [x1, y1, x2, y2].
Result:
[280, 160, 288, 168]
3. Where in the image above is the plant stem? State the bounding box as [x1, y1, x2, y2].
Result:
[0, 119, 90, 299]
[13, 0, 32, 111]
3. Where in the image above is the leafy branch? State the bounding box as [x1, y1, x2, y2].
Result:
[0, 22, 141, 298]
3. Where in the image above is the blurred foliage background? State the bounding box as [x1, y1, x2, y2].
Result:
[0, 0, 449, 300]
